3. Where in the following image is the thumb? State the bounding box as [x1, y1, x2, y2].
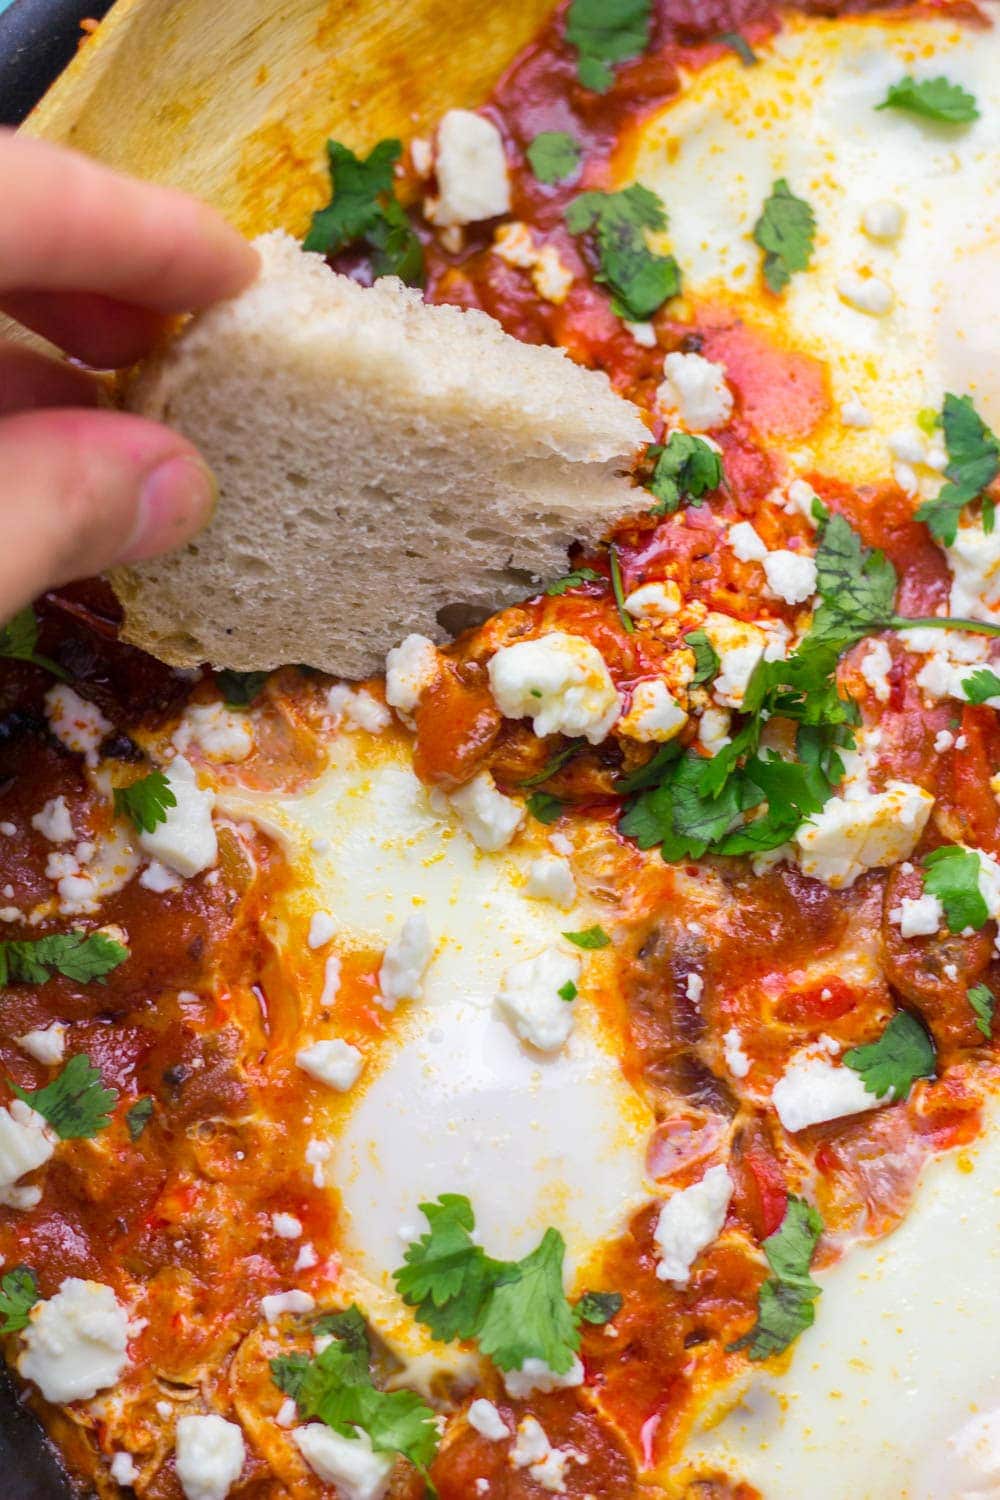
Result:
[0, 407, 216, 618]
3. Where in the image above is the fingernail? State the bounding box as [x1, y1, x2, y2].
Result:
[118, 455, 217, 564]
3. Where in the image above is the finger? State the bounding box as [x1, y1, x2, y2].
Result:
[0, 342, 99, 416]
[0, 408, 216, 617]
[0, 130, 259, 311]
[0, 290, 166, 369]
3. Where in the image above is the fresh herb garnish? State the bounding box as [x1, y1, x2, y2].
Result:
[916, 394, 1000, 546]
[565, 0, 652, 93]
[304, 138, 424, 285]
[526, 792, 566, 824]
[557, 980, 578, 1001]
[923, 845, 989, 933]
[565, 185, 680, 321]
[215, 670, 268, 709]
[843, 1012, 936, 1101]
[685, 629, 721, 686]
[646, 433, 723, 516]
[520, 741, 583, 788]
[125, 1096, 154, 1141]
[0, 608, 69, 681]
[546, 568, 603, 596]
[0, 1267, 39, 1333]
[113, 770, 176, 835]
[729, 1196, 822, 1361]
[877, 75, 979, 125]
[963, 668, 1000, 705]
[0, 931, 128, 986]
[968, 983, 996, 1040]
[562, 924, 611, 949]
[11, 1054, 117, 1139]
[576, 1290, 622, 1324]
[718, 30, 758, 65]
[753, 179, 816, 294]
[608, 546, 634, 634]
[526, 131, 582, 184]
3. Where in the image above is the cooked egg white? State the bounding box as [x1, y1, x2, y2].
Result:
[616, 7, 1000, 480]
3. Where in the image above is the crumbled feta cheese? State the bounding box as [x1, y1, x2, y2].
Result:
[948, 521, 1000, 624]
[385, 634, 438, 718]
[763, 550, 817, 605]
[861, 200, 904, 241]
[174, 701, 254, 763]
[656, 352, 733, 431]
[894, 461, 919, 497]
[496, 947, 580, 1052]
[772, 1044, 877, 1131]
[308, 911, 336, 949]
[794, 780, 933, 889]
[17, 1024, 65, 1066]
[261, 1289, 315, 1324]
[860, 639, 893, 703]
[625, 319, 657, 347]
[532, 243, 574, 304]
[139, 860, 181, 893]
[295, 1242, 318, 1272]
[841, 395, 874, 428]
[698, 706, 732, 756]
[510, 1416, 576, 1492]
[723, 1027, 750, 1078]
[0, 1099, 55, 1205]
[729, 521, 768, 562]
[19, 1278, 129, 1403]
[623, 581, 683, 620]
[325, 685, 391, 734]
[426, 110, 510, 226]
[617, 678, 688, 743]
[378, 913, 433, 1009]
[320, 954, 341, 1008]
[31, 796, 73, 843]
[685, 972, 704, 1003]
[468, 1399, 509, 1441]
[45, 685, 111, 766]
[110, 1452, 139, 1486]
[503, 1354, 584, 1400]
[295, 1039, 364, 1093]
[888, 428, 926, 466]
[526, 855, 576, 908]
[701, 614, 767, 709]
[293, 1423, 393, 1500]
[138, 757, 216, 878]
[889, 893, 944, 938]
[275, 1396, 298, 1427]
[271, 1212, 302, 1240]
[836, 272, 894, 316]
[305, 1137, 331, 1189]
[934, 729, 955, 753]
[448, 770, 524, 852]
[653, 1164, 733, 1285]
[174, 1415, 246, 1500]
[0, 822, 15, 836]
[782, 478, 821, 523]
[410, 136, 433, 176]
[493, 220, 535, 267]
[488, 632, 621, 744]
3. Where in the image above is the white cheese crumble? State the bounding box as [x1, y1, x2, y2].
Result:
[261, 1289, 315, 1324]
[378, 913, 433, 1009]
[174, 1415, 246, 1500]
[794, 780, 933, 889]
[526, 854, 576, 908]
[426, 109, 510, 226]
[293, 1423, 393, 1500]
[841, 395, 874, 429]
[325, 684, 391, 734]
[623, 580, 682, 620]
[890, 893, 944, 938]
[625, 319, 657, 346]
[467, 1398, 509, 1441]
[295, 1243, 318, 1272]
[271, 1212, 302, 1240]
[729, 521, 768, 562]
[947, 521, 1000, 624]
[31, 796, 73, 843]
[723, 1027, 751, 1078]
[701, 614, 767, 709]
[510, 1416, 578, 1492]
[503, 1354, 585, 1400]
[772, 1043, 877, 1132]
[782, 478, 821, 523]
[295, 1038, 364, 1093]
[275, 1396, 297, 1427]
[653, 1164, 733, 1285]
[448, 770, 524, 852]
[495, 947, 580, 1052]
[698, 706, 732, 756]
[139, 860, 181, 893]
[44, 685, 110, 766]
[656, 351, 733, 431]
[861, 200, 904, 241]
[836, 272, 894, 316]
[138, 757, 217, 878]
[492, 223, 573, 303]
[859, 639, 893, 702]
[306, 913, 335, 952]
[305, 1137, 331, 1189]
[0, 1099, 55, 1206]
[488, 632, 621, 744]
[617, 678, 688, 743]
[17, 1024, 66, 1066]
[19, 1278, 129, 1403]
[110, 1452, 139, 1486]
[763, 550, 817, 606]
[173, 701, 253, 763]
[385, 634, 438, 719]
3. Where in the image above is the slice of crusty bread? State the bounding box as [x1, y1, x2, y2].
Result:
[114, 230, 648, 679]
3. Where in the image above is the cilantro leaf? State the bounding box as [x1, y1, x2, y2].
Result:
[808, 513, 898, 650]
[753, 179, 816, 294]
[546, 568, 602, 596]
[718, 30, 758, 65]
[557, 980, 578, 1001]
[477, 1227, 580, 1373]
[0, 930, 128, 986]
[576, 1290, 622, 1325]
[877, 75, 979, 125]
[113, 770, 177, 835]
[271, 1351, 311, 1403]
[843, 1011, 936, 1101]
[620, 752, 753, 860]
[923, 845, 989, 933]
[520, 741, 584, 787]
[566, 185, 680, 321]
[526, 792, 566, 824]
[562, 924, 610, 949]
[0, 1267, 39, 1334]
[684, 629, 720, 686]
[565, 0, 652, 93]
[646, 433, 723, 515]
[762, 1196, 823, 1289]
[215, 670, 268, 709]
[527, 131, 582, 184]
[304, 139, 424, 286]
[0, 608, 68, 681]
[916, 394, 1000, 546]
[11, 1053, 117, 1139]
[968, 983, 996, 1040]
[729, 1196, 822, 1361]
[962, 668, 1000, 704]
[394, 1195, 499, 1342]
[609, 546, 634, 634]
[311, 1306, 373, 1384]
[125, 1097, 154, 1142]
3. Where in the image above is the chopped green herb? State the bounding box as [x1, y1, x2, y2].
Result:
[566, 185, 680, 321]
[527, 131, 582, 184]
[843, 1011, 936, 1101]
[0, 608, 68, 681]
[113, 770, 176, 835]
[526, 792, 566, 824]
[923, 845, 989, 933]
[916, 394, 1000, 546]
[877, 75, 979, 125]
[963, 668, 1000, 705]
[215, 670, 268, 709]
[125, 1097, 154, 1142]
[968, 983, 996, 1040]
[576, 1290, 622, 1324]
[477, 1227, 580, 1374]
[807, 513, 898, 651]
[753, 178, 816, 294]
[565, 0, 652, 93]
[0, 930, 128, 986]
[546, 568, 603, 596]
[917, 406, 942, 436]
[718, 30, 758, 65]
[562, 924, 610, 949]
[11, 1054, 117, 1140]
[520, 741, 584, 787]
[608, 546, 634, 634]
[304, 139, 423, 285]
[557, 980, 578, 1002]
[729, 1196, 823, 1361]
[684, 629, 721, 686]
[0, 1267, 39, 1334]
[646, 433, 724, 515]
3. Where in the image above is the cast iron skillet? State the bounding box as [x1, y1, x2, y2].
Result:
[1, 1, 112, 1485]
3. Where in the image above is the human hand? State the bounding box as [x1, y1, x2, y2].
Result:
[0, 129, 258, 620]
